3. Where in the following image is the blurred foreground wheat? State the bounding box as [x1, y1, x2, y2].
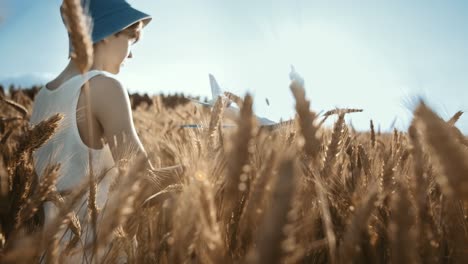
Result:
[0, 81, 467, 263]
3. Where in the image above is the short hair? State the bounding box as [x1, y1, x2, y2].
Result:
[65, 20, 144, 59]
[113, 20, 144, 44]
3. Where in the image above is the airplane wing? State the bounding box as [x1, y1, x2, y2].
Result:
[180, 121, 293, 130]
[259, 119, 295, 130]
[256, 116, 277, 126]
[189, 99, 214, 107]
[180, 124, 236, 129]
[181, 72, 303, 129]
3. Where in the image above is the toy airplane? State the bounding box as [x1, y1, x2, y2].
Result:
[182, 65, 303, 129]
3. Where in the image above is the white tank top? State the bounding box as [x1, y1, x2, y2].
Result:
[30, 70, 118, 205]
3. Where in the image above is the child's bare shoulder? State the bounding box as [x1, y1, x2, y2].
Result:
[88, 74, 125, 92]
[85, 75, 130, 116]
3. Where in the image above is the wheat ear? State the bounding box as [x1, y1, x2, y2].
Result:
[290, 81, 320, 159]
[61, 0, 93, 73]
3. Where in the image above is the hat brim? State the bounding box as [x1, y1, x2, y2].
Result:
[92, 7, 152, 43]
[68, 6, 152, 54]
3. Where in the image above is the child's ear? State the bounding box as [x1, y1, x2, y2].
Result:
[98, 36, 112, 45]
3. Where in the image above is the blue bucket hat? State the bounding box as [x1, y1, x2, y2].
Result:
[62, 0, 152, 54]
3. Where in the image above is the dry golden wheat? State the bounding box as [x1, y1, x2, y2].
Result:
[1, 81, 468, 263]
[61, 0, 93, 73]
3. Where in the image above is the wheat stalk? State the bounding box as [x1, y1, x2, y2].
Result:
[17, 113, 63, 154]
[290, 81, 321, 159]
[224, 91, 244, 107]
[415, 102, 468, 199]
[339, 190, 378, 262]
[447, 110, 463, 126]
[389, 184, 419, 263]
[322, 108, 363, 117]
[15, 164, 60, 229]
[223, 94, 255, 253]
[61, 0, 93, 73]
[61, 2, 97, 259]
[237, 149, 276, 249]
[408, 123, 439, 263]
[322, 113, 346, 175]
[246, 158, 297, 264]
[207, 96, 226, 150]
[0, 97, 29, 119]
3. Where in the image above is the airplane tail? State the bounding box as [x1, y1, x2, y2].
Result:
[209, 74, 223, 100]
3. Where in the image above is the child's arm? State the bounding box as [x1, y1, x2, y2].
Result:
[87, 75, 154, 171]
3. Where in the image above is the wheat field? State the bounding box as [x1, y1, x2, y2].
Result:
[1, 0, 468, 262]
[1, 79, 468, 263]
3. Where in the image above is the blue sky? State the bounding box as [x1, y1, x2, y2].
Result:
[1, 0, 467, 132]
